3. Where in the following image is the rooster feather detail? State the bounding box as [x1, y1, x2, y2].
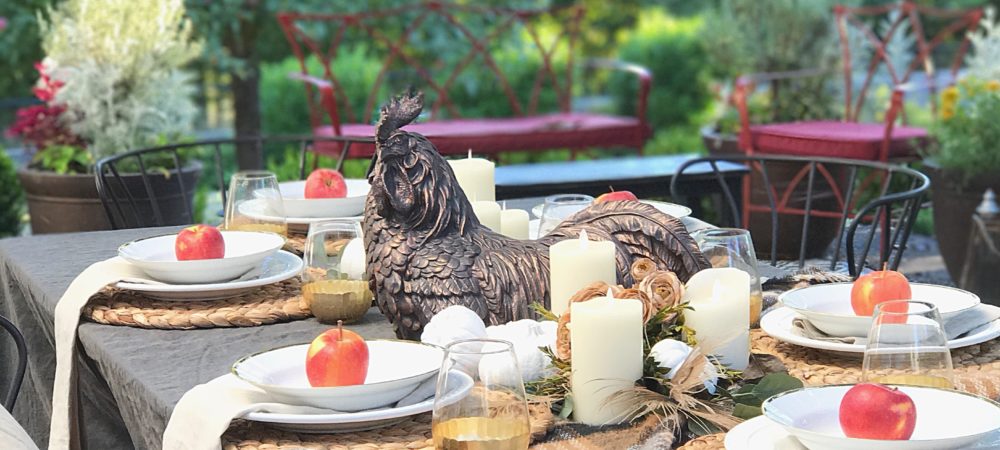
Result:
[364, 91, 711, 339]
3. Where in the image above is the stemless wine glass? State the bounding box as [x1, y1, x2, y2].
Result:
[432, 339, 530, 450]
[224, 171, 287, 235]
[694, 228, 764, 326]
[861, 300, 955, 388]
[301, 220, 371, 324]
[537, 194, 594, 236]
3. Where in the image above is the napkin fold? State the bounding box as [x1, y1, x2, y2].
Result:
[792, 304, 1000, 345]
[49, 257, 148, 450]
[163, 374, 437, 450]
[1, 403, 38, 450]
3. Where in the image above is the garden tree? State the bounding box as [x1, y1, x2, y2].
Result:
[0, 0, 53, 113]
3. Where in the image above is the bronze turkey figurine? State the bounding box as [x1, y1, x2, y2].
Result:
[364, 91, 710, 339]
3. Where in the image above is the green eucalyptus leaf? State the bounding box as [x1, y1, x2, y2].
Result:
[559, 395, 573, 419]
[751, 374, 803, 402]
[733, 403, 762, 420]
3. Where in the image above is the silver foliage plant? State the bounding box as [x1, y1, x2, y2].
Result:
[40, 0, 202, 160]
[967, 7, 1000, 81]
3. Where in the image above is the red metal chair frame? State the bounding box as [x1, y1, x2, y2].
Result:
[277, 3, 651, 159]
[734, 1, 981, 162]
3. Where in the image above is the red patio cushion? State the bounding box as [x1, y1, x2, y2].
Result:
[748, 121, 929, 161]
[314, 113, 646, 158]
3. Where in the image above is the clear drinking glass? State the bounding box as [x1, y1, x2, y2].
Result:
[861, 300, 954, 388]
[694, 228, 764, 326]
[301, 220, 371, 324]
[537, 194, 594, 236]
[432, 339, 530, 450]
[224, 171, 288, 235]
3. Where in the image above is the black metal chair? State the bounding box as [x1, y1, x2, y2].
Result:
[94, 135, 373, 229]
[1, 314, 27, 411]
[671, 155, 929, 278]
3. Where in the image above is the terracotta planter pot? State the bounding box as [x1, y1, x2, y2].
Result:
[18, 164, 201, 234]
[925, 160, 1000, 283]
[699, 128, 841, 260]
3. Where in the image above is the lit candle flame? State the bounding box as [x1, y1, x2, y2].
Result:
[578, 230, 589, 249]
[467, 149, 473, 159]
[502, 201, 507, 210]
[606, 287, 614, 299]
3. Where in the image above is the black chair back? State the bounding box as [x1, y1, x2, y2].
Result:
[671, 155, 929, 277]
[94, 136, 373, 229]
[0, 315, 27, 410]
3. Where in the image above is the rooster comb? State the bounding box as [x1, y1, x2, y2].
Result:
[376, 90, 424, 144]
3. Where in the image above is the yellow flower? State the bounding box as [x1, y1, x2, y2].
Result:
[941, 86, 959, 114]
[941, 105, 955, 120]
[987, 80, 1000, 92]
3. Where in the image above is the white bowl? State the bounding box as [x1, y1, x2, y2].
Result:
[232, 340, 445, 412]
[530, 199, 691, 219]
[763, 384, 1000, 450]
[279, 179, 370, 218]
[118, 231, 285, 284]
[780, 283, 980, 337]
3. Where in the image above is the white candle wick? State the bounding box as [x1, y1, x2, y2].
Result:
[579, 230, 589, 249]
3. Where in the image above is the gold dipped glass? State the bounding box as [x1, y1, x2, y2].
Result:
[432, 339, 530, 450]
[224, 171, 287, 235]
[862, 300, 955, 389]
[302, 220, 370, 324]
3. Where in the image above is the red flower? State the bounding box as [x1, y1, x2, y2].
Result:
[6, 61, 84, 149]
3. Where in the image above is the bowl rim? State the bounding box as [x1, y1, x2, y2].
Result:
[279, 179, 370, 202]
[779, 282, 981, 320]
[118, 230, 285, 264]
[231, 339, 445, 393]
[762, 383, 1000, 443]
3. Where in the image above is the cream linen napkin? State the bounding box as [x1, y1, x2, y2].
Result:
[1, 404, 38, 450]
[163, 374, 437, 450]
[792, 304, 1000, 344]
[49, 257, 147, 450]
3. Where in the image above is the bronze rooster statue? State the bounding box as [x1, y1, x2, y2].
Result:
[364, 92, 711, 339]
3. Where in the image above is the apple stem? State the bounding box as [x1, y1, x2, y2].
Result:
[337, 320, 343, 342]
[882, 262, 888, 272]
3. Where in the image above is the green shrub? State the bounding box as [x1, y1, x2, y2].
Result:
[260, 47, 383, 136]
[610, 9, 710, 131]
[0, 150, 24, 237]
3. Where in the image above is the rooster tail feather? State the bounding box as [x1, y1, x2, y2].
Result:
[540, 202, 710, 283]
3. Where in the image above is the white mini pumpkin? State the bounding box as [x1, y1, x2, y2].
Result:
[649, 339, 719, 394]
[486, 319, 557, 382]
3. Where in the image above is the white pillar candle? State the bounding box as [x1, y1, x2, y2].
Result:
[571, 291, 643, 425]
[448, 151, 495, 202]
[472, 201, 502, 232]
[548, 230, 617, 316]
[682, 268, 751, 370]
[499, 207, 530, 240]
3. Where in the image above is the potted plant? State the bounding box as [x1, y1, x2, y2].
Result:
[927, 11, 1000, 282]
[7, 0, 201, 233]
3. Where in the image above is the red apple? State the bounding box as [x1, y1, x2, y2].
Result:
[175, 224, 225, 260]
[304, 168, 347, 199]
[839, 383, 917, 440]
[595, 190, 638, 203]
[851, 267, 911, 317]
[305, 321, 369, 387]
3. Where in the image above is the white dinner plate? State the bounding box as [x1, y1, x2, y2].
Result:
[115, 250, 302, 301]
[239, 198, 363, 234]
[763, 385, 1000, 450]
[530, 200, 691, 219]
[243, 370, 474, 434]
[760, 306, 1000, 354]
[118, 231, 285, 284]
[279, 179, 370, 218]
[233, 340, 445, 412]
[780, 283, 980, 337]
[725, 416, 1000, 450]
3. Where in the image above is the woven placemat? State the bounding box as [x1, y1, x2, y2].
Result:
[82, 279, 311, 330]
[752, 329, 1000, 399]
[677, 432, 725, 450]
[222, 402, 553, 450]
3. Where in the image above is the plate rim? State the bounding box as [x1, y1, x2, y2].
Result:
[760, 306, 1000, 353]
[724, 415, 783, 450]
[762, 384, 1000, 444]
[779, 282, 981, 321]
[231, 340, 444, 394]
[531, 200, 691, 219]
[115, 250, 302, 293]
[242, 370, 473, 425]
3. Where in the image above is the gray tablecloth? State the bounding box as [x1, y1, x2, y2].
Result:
[0, 201, 710, 450]
[0, 227, 397, 450]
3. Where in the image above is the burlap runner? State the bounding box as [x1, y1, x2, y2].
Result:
[676, 433, 725, 450]
[82, 279, 311, 330]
